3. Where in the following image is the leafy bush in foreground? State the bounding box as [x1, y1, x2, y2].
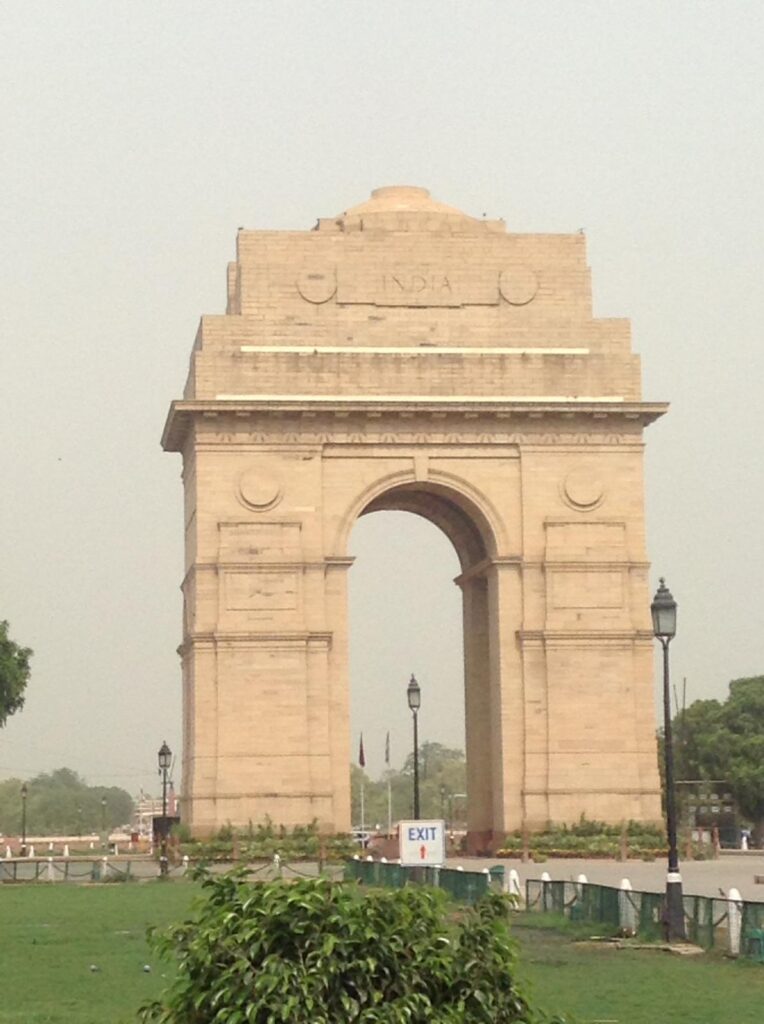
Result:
[141, 871, 562, 1023]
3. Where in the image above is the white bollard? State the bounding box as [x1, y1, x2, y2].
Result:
[28, 844, 35, 858]
[181, 854, 189, 875]
[89, 841, 94, 850]
[381, 856, 388, 863]
[741, 834, 749, 851]
[456, 865, 464, 872]
[114, 843, 119, 855]
[728, 887, 743, 956]
[353, 854, 360, 861]
[540, 870, 552, 882]
[63, 844, 70, 858]
[366, 855, 374, 863]
[47, 857, 55, 882]
[5, 846, 11, 859]
[574, 872, 588, 903]
[619, 878, 637, 934]
[48, 842, 53, 852]
[508, 868, 522, 901]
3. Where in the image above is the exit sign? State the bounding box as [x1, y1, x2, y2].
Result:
[399, 819, 446, 866]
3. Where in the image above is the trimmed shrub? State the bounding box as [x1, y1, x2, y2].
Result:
[141, 870, 567, 1023]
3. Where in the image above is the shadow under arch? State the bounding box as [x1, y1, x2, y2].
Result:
[347, 477, 502, 852]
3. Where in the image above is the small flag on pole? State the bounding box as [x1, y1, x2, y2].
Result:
[385, 731, 390, 766]
[358, 733, 366, 768]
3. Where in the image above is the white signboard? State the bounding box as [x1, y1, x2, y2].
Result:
[399, 819, 446, 867]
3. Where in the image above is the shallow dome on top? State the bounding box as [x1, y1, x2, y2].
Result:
[342, 185, 471, 219]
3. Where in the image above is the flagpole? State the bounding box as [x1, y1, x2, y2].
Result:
[385, 731, 392, 837]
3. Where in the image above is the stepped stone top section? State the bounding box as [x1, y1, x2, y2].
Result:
[162, 186, 667, 450]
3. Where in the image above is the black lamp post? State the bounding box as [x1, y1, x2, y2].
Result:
[651, 577, 685, 941]
[158, 741, 172, 876]
[101, 796, 107, 846]
[20, 782, 27, 857]
[407, 675, 421, 819]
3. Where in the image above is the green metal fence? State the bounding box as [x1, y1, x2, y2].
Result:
[345, 859, 493, 904]
[526, 878, 764, 962]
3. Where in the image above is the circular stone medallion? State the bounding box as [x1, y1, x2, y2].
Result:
[562, 468, 604, 511]
[296, 268, 336, 304]
[499, 266, 539, 306]
[238, 469, 282, 510]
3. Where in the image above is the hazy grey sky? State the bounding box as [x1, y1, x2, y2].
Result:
[1, 1, 762, 792]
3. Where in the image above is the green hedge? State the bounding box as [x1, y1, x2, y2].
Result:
[496, 818, 668, 859]
[174, 819, 357, 862]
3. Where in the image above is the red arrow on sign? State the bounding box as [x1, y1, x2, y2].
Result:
[420, 845, 426, 860]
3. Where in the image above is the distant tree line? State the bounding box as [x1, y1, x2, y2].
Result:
[670, 675, 764, 844]
[350, 741, 466, 828]
[0, 768, 134, 836]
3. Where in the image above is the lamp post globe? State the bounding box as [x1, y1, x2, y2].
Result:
[651, 577, 685, 941]
[407, 675, 421, 819]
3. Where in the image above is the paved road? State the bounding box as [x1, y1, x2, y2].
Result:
[450, 852, 764, 901]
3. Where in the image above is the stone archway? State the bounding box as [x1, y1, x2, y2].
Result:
[163, 185, 666, 846]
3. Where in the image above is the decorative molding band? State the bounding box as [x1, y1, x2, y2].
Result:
[216, 393, 626, 403]
[179, 631, 333, 650]
[240, 344, 591, 356]
[524, 787, 661, 796]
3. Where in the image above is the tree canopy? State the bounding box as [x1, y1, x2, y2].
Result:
[0, 620, 31, 727]
[674, 675, 764, 840]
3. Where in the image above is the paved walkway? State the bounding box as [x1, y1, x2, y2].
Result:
[450, 852, 764, 900]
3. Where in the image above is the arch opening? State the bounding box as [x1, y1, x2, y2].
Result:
[348, 481, 500, 850]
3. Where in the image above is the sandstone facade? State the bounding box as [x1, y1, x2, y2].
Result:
[163, 186, 665, 847]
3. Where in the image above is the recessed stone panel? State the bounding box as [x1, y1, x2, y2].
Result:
[223, 570, 299, 612]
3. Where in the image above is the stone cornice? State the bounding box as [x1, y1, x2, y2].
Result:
[162, 398, 668, 451]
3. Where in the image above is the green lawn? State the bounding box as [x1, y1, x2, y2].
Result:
[0, 881, 198, 1024]
[513, 914, 764, 1024]
[0, 882, 762, 1023]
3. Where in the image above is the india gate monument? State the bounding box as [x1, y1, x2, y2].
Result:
[162, 186, 666, 849]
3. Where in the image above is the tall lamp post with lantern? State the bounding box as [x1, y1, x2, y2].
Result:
[651, 577, 686, 941]
[158, 741, 172, 877]
[407, 675, 421, 819]
[20, 782, 28, 857]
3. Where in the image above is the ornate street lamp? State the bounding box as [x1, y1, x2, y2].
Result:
[407, 675, 421, 819]
[651, 577, 685, 941]
[158, 740, 172, 877]
[20, 782, 28, 857]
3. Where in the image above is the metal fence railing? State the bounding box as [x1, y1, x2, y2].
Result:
[0, 856, 190, 883]
[526, 878, 764, 962]
[345, 858, 495, 904]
